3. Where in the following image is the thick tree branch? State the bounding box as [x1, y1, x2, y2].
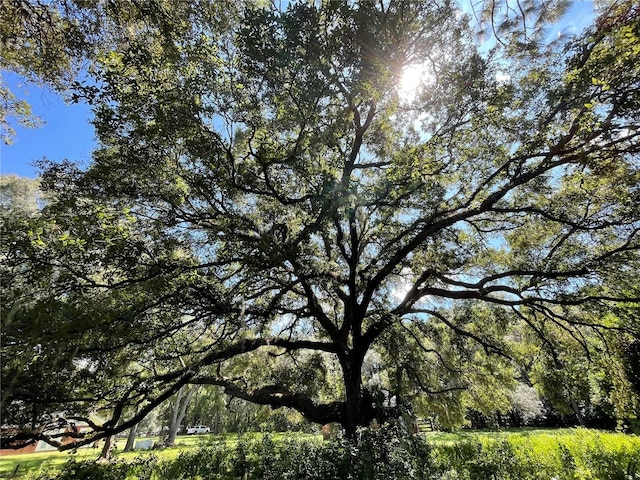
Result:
[192, 378, 343, 425]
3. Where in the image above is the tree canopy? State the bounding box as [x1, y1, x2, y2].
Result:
[1, 0, 639, 446]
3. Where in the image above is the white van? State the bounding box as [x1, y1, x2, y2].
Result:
[186, 425, 210, 434]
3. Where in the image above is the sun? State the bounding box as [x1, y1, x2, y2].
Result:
[392, 268, 415, 303]
[397, 63, 434, 102]
[399, 66, 422, 92]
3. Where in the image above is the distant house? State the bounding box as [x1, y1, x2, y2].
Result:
[0, 420, 95, 456]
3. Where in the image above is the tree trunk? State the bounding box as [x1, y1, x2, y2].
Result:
[341, 350, 370, 440]
[123, 423, 138, 452]
[343, 384, 361, 439]
[166, 387, 184, 445]
[570, 398, 586, 426]
[98, 435, 113, 461]
[166, 385, 198, 445]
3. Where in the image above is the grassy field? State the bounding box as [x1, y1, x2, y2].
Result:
[0, 436, 173, 479]
[0, 437, 131, 480]
[423, 426, 597, 443]
[0, 433, 313, 479]
[0, 429, 637, 480]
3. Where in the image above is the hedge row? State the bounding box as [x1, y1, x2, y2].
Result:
[37, 427, 640, 480]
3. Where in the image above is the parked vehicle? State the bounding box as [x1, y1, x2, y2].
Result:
[186, 425, 210, 435]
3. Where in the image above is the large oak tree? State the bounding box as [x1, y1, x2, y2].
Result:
[2, 0, 639, 445]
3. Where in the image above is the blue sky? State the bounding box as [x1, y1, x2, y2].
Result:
[0, 1, 596, 180]
[1, 71, 95, 178]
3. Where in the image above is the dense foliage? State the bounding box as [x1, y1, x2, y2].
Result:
[31, 428, 640, 480]
[1, 0, 639, 446]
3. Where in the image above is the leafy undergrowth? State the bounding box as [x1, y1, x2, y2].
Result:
[2, 428, 637, 480]
[0, 432, 313, 479]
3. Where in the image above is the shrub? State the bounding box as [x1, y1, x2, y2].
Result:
[36, 428, 640, 480]
[35, 454, 160, 480]
[510, 384, 547, 426]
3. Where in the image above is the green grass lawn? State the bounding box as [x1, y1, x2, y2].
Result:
[423, 426, 578, 443]
[1, 443, 110, 479]
[0, 433, 317, 479]
[0, 437, 155, 479]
